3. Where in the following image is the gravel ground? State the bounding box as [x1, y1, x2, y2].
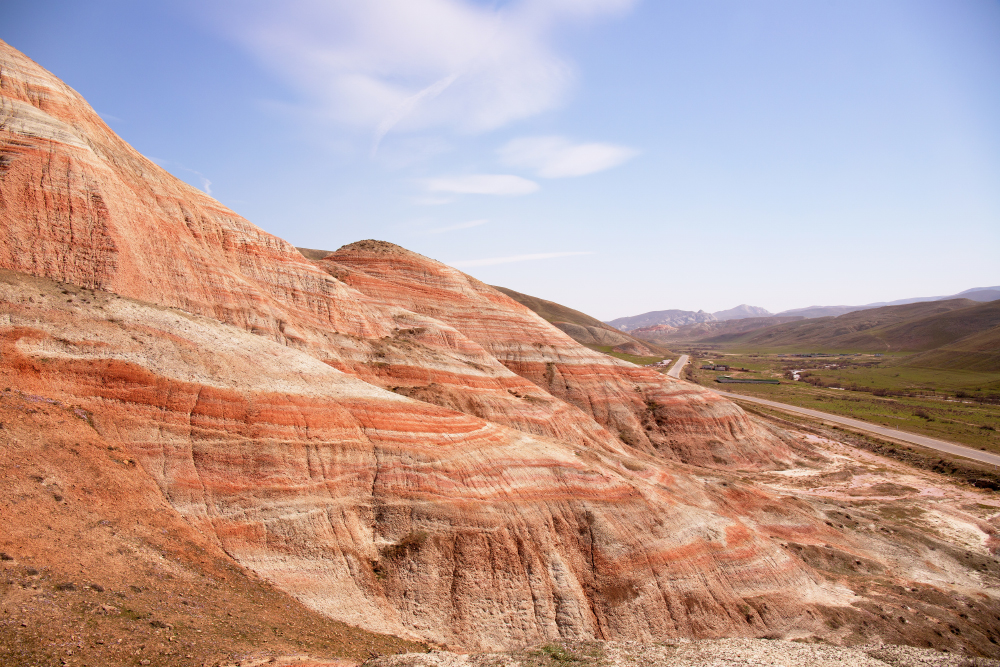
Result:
[364, 639, 1000, 667]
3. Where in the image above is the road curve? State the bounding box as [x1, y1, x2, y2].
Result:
[714, 389, 1000, 468]
[667, 354, 689, 379]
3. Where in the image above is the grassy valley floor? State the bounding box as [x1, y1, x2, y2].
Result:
[681, 352, 1000, 454]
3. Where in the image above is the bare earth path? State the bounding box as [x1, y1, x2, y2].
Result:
[366, 638, 1000, 667]
[714, 389, 1000, 467]
[667, 354, 689, 379]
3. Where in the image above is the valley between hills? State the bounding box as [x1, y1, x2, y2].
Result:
[1, 39, 999, 667]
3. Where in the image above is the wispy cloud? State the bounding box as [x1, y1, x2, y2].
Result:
[423, 219, 488, 234]
[499, 136, 638, 178]
[146, 157, 213, 195]
[196, 175, 213, 195]
[450, 251, 593, 268]
[425, 174, 539, 196]
[216, 0, 637, 145]
[372, 73, 459, 156]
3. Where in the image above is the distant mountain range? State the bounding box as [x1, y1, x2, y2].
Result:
[626, 297, 1000, 372]
[773, 287, 1000, 319]
[606, 304, 774, 331]
[687, 298, 1000, 371]
[606, 309, 718, 331]
[633, 316, 805, 344]
[607, 287, 999, 331]
[713, 304, 774, 321]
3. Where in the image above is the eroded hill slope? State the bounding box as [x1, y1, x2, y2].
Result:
[2, 40, 999, 660]
[320, 241, 793, 470]
[0, 270, 849, 651]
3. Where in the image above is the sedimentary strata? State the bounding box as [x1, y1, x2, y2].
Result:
[2, 40, 998, 659]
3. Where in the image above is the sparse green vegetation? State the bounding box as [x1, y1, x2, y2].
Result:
[686, 351, 1000, 453]
[524, 641, 605, 665]
[539, 643, 580, 662]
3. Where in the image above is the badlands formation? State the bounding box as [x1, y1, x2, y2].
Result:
[1, 40, 999, 666]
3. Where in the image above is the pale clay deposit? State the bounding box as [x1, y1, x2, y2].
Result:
[366, 639, 1000, 667]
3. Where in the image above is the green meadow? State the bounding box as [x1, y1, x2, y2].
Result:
[685, 351, 1000, 453]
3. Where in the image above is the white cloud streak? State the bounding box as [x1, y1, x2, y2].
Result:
[217, 0, 637, 142]
[499, 136, 638, 177]
[372, 72, 459, 155]
[450, 251, 593, 267]
[423, 219, 488, 234]
[148, 157, 213, 195]
[425, 174, 539, 196]
[198, 176, 213, 196]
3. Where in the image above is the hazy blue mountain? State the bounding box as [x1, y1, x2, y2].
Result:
[607, 309, 716, 332]
[712, 304, 772, 321]
[775, 286, 1000, 319]
[610, 286, 999, 326]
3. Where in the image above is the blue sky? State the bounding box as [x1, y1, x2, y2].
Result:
[5, 0, 999, 319]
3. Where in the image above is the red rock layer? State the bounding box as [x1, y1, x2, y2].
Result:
[0, 40, 790, 471]
[0, 41, 628, 457]
[0, 355, 427, 666]
[0, 272, 860, 650]
[2, 43, 998, 654]
[323, 242, 793, 469]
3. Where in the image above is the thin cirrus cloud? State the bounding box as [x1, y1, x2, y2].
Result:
[450, 251, 593, 268]
[422, 219, 488, 234]
[499, 136, 639, 178]
[148, 157, 213, 195]
[214, 0, 637, 145]
[425, 174, 539, 196]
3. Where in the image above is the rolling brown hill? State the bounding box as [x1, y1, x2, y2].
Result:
[2, 39, 999, 663]
[695, 299, 999, 353]
[490, 284, 667, 356]
[901, 325, 1000, 372]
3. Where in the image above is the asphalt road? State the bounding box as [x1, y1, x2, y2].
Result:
[714, 389, 1000, 468]
[667, 354, 689, 379]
